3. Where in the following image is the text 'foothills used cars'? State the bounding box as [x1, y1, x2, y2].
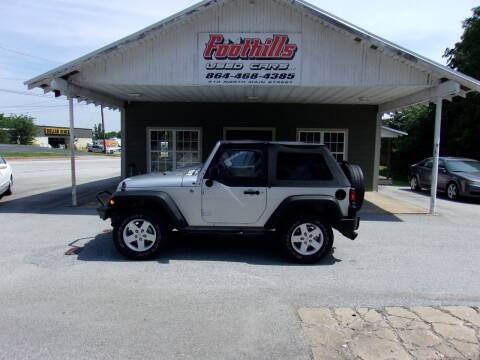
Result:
[97, 141, 364, 264]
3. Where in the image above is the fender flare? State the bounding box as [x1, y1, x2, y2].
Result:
[264, 195, 343, 229]
[105, 191, 188, 228]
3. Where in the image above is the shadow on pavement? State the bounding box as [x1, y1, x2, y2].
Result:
[359, 200, 403, 222]
[72, 232, 342, 266]
[0, 177, 120, 215]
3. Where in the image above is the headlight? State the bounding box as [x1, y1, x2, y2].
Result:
[116, 181, 125, 191]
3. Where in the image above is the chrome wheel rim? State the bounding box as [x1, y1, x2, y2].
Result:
[448, 184, 457, 199]
[410, 177, 417, 190]
[290, 223, 324, 256]
[122, 219, 157, 252]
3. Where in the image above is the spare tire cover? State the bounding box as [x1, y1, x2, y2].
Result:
[340, 163, 365, 210]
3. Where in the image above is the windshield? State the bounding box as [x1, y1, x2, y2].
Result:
[446, 160, 480, 173]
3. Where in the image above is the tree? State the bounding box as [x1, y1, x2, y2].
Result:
[0, 113, 9, 144]
[442, 6, 480, 162]
[445, 7, 480, 79]
[105, 131, 121, 139]
[385, 106, 435, 178]
[93, 123, 104, 140]
[0, 114, 37, 145]
[387, 7, 480, 179]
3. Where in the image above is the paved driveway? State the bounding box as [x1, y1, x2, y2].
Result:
[0, 163, 479, 359]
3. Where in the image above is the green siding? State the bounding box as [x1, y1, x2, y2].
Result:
[125, 102, 378, 190]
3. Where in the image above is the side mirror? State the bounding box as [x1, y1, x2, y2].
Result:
[205, 166, 219, 188]
[439, 167, 447, 174]
[0, 164, 7, 170]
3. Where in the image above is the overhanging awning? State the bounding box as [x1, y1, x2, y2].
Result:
[24, 0, 480, 215]
[24, 0, 480, 109]
[381, 126, 408, 139]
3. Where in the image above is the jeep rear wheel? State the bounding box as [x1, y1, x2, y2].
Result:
[281, 217, 333, 264]
[114, 211, 167, 260]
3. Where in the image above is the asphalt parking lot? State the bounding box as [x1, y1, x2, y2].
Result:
[0, 158, 479, 359]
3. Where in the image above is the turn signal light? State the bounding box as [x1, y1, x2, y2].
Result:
[109, 199, 115, 207]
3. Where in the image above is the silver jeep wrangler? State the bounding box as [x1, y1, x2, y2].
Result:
[98, 141, 364, 264]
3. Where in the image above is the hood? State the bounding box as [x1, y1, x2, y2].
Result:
[119, 166, 201, 190]
[456, 171, 480, 183]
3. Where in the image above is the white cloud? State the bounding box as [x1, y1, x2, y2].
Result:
[0, 0, 476, 130]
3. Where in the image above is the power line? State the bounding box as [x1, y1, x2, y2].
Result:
[0, 44, 61, 64]
[0, 105, 74, 110]
[0, 76, 27, 81]
[0, 88, 55, 98]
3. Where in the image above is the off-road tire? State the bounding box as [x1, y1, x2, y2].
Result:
[341, 162, 365, 210]
[113, 210, 168, 260]
[281, 216, 333, 264]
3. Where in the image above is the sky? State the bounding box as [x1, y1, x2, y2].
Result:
[0, 0, 477, 132]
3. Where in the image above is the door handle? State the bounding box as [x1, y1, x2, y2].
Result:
[244, 190, 260, 195]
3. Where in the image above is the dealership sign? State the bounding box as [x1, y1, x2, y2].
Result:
[198, 33, 301, 86]
[44, 127, 70, 136]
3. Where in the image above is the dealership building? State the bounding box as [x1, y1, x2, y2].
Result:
[34, 125, 93, 150]
[26, 0, 480, 210]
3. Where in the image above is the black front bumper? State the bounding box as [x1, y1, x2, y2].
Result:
[335, 217, 360, 240]
[97, 205, 110, 220]
[96, 190, 113, 221]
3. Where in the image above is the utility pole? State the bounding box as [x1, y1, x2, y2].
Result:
[101, 105, 107, 154]
[68, 97, 77, 207]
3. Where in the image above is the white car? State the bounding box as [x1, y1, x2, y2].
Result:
[0, 155, 13, 199]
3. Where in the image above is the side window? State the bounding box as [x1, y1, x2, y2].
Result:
[424, 159, 433, 169]
[277, 152, 333, 181]
[298, 129, 347, 162]
[213, 149, 265, 186]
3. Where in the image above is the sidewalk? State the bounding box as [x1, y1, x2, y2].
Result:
[362, 190, 427, 215]
[299, 306, 480, 359]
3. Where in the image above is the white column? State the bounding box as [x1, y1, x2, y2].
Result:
[372, 112, 383, 191]
[68, 97, 77, 207]
[429, 97, 443, 214]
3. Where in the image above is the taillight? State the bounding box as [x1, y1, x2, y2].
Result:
[350, 188, 357, 205]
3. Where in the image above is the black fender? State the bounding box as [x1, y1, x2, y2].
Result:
[264, 195, 343, 230]
[99, 191, 188, 228]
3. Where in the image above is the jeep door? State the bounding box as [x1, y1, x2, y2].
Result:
[201, 145, 267, 224]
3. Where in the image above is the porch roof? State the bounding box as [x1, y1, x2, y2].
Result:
[25, 0, 480, 112]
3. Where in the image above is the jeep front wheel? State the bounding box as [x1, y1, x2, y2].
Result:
[281, 217, 333, 264]
[114, 211, 167, 260]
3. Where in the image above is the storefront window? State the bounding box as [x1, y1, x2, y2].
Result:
[149, 129, 201, 172]
[298, 129, 348, 162]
